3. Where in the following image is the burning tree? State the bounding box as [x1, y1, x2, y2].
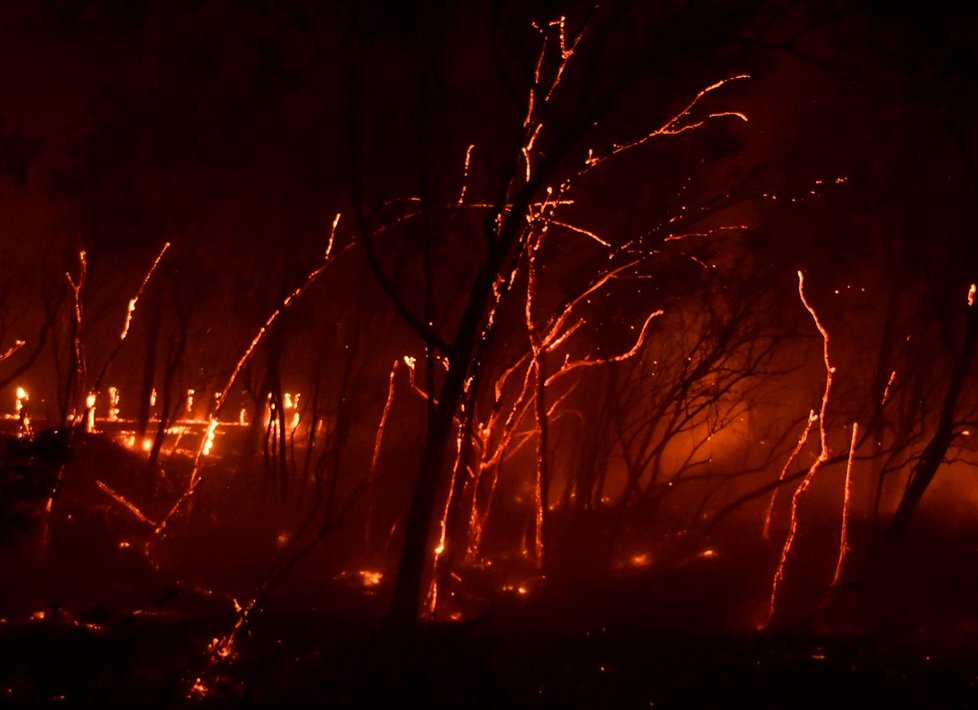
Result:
[337, 4, 768, 627]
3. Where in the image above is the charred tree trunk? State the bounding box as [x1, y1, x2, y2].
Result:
[888, 301, 977, 537]
[389, 359, 469, 628]
[136, 295, 163, 440]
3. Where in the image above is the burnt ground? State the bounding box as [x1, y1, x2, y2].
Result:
[3, 432, 978, 707]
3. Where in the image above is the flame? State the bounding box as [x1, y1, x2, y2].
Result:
[969, 283, 976, 307]
[458, 144, 475, 205]
[120, 243, 170, 341]
[0, 339, 26, 364]
[630, 552, 651, 567]
[359, 570, 383, 587]
[201, 417, 218, 457]
[96, 480, 157, 527]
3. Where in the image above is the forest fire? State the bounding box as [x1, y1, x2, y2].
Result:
[2, 1, 978, 707]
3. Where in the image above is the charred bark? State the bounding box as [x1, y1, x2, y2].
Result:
[888, 301, 977, 537]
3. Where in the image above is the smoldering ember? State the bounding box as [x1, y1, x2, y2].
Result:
[1, 1, 977, 706]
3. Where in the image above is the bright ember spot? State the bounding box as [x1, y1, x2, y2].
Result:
[630, 552, 652, 567]
[359, 570, 383, 587]
[969, 283, 976, 307]
[201, 418, 218, 457]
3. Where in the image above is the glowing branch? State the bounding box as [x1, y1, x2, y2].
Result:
[880, 370, 896, 405]
[548, 219, 611, 248]
[96, 480, 157, 527]
[457, 145, 475, 205]
[154, 238, 344, 538]
[0, 339, 25, 365]
[831, 423, 859, 588]
[767, 271, 836, 627]
[92, 242, 170, 394]
[603, 75, 750, 162]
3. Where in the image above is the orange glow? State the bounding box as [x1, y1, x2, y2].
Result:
[108, 386, 120, 422]
[85, 392, 96, 433]
[969, 283, 976, 307]
[67, 251, 87, 422]
[630, 552, 652, 567]
[189, 678, 209, 699]
[881, 370, 896, 405]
